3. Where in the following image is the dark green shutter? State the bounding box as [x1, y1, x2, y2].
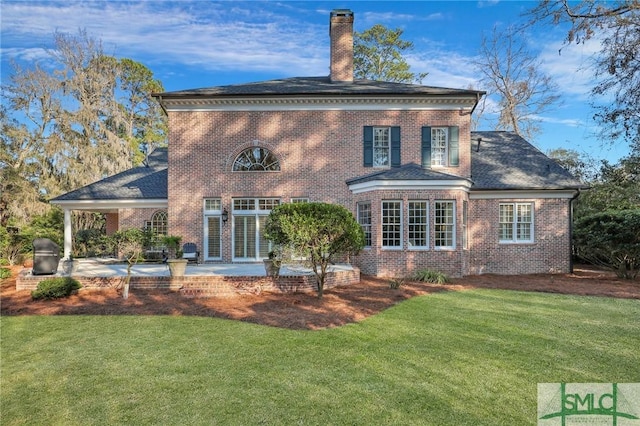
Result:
[391, 126, 401, 167]
[449, 126, 459, 166]
[421, 126, 431, 168]
[363, 126, 373, 167]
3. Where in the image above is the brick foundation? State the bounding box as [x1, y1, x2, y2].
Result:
[16, 267, 360, 298]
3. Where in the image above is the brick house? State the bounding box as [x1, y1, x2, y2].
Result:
[52, 9, 583, 277]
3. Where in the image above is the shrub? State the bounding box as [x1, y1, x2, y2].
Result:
[413, 269, 449, 284]
[31, 277, 82, 300]
[389, 277, 405, 289]
[265, 202, 365, 298]
[574, 209, 640, 279]
[0, 268, 11, 279]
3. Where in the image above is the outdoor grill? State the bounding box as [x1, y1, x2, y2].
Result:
[32, 238, 60, 275]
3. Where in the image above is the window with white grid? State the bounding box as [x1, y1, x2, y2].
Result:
[203, 199, 222, 259]
[499, 203, 534, 243]
[408, 201, 428, 249]
[148, 210, 167, 236]
[373, 127, 390, 167]
[382, 201, 402, 248]
[431, 127, 448, 167]
[357, 202, 372, 247]
[232, 147, 280, 171]
[434, 201, 455, 249]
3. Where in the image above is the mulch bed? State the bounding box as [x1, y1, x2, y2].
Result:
[1, 265, 638, 330]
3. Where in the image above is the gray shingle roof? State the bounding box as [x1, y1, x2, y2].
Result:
[470, 131, 585, 190]
[51, 148, 168, 202]
[51, 132, 584, 204]
[155, 77, 485, 98]
[346, 163, 466, 185]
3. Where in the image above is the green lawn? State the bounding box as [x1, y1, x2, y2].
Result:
[2, 289, 639, 425]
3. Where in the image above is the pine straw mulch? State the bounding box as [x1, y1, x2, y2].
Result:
[1, 265, 638, 330]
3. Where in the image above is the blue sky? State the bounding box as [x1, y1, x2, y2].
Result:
[0, 0, 629, 163]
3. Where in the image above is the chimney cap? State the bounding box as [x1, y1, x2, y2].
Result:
[331, 9, 354, 18]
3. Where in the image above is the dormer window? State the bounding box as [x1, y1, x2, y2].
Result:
[233, 147, 280, 171]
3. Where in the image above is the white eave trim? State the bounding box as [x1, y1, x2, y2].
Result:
[162, 96, 477, 112]
[50, 198, 168, 210]
[469, 189, 579, 200]
[348, 179, 472, 194]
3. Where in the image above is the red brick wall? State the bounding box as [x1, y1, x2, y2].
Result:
[105, 213, 119, 235]
[119, 208, 164, 231]
[165, 107, 571, 277]
[468, 198, 572, 275]
[167, 109, 471, 262]
[352, 189, 468, 277]
[16, 267, 360, 297]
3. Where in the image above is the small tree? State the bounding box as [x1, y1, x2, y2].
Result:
[264, 202, 365, 298]
[112, 228, 145, 298]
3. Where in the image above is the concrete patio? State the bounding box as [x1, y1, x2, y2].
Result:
[64, 257, 345, 277]
[16, 258, 360, 297]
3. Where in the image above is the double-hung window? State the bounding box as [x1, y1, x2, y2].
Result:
[382, 201, 402, 249]
[363, 126, 401, 167]
[499, 203, 534, 243]
[357, 202, 372, 248]
[431, 128, 448, 167]
[421, 126, 459, 168]
[434, 201, 455, 249]
[408, 201, 428, 249]
[373, 127, 390, 167]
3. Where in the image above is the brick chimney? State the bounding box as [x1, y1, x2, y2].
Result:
[329, 9, 354, 83]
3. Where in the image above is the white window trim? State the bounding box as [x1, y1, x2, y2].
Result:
[357, 202, 372, 249]
[431, 127, 449, 168]
[407, 200, 429, 250]
[231, 197, 280, 261]
[291, 197, 309, 203]
[381, 200, 403, 250]
[373, 127, 391, 168]
[434, 200, 456, 250]
[203, 199, 223, 260]
[499, 202, 535, 244]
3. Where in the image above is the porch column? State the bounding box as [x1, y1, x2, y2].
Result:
[63, 208, 72, 260]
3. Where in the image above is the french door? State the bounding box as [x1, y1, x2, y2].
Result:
[232, 198, 279, 261]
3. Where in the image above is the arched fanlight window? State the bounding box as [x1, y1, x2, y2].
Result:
[233, 147, 280, 171]
[149, 210, 168, 236]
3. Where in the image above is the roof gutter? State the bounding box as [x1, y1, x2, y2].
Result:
[470, 91, 484, 116]
[153, 94, 168, 116]
[569, 188, 581, 273]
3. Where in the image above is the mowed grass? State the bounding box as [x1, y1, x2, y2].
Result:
[2, 289, 639, 425]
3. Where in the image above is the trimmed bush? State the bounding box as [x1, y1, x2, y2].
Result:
[0, 268, 11, 279]
[413, 269, 449, 284]
[31, 277, 82, 300]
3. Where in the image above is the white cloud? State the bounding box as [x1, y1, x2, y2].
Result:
[535, 37, 601, 99]
[1, 2, 329, 76]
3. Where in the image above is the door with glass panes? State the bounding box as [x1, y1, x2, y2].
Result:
[232, 198, 279, 261]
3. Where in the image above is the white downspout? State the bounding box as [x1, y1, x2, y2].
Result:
[63, 208, 72, 260]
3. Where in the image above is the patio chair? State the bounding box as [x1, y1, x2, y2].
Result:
[181, 243, 199, 264]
